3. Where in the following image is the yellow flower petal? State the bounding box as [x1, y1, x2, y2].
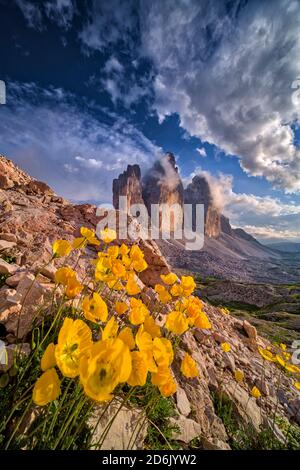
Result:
[221, 342, 231, 353]
[251, 386, 261, 398]
[165, 311, 189, 335]
[33, 369, 61, 406]
[52, 239, 72, 258]
[180, 353, 199, 378]
[41, 343, 56, 372]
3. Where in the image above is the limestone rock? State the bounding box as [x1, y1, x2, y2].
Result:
[170, 414, 202, 444]
[0, 240, 16, 251]
[202, 437, 231, 450]
[176, 387, 191, 417]
[223, 382, 263, 432]
[88, 402, 147, 450]
[0, 259, 18, 275]
[243, 320, 258, 343]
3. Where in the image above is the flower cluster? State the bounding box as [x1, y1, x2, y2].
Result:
[258, 342, 300, 391]
[33, 227, 210, 407]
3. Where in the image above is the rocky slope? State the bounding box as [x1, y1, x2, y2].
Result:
[0, 154, 299, 450]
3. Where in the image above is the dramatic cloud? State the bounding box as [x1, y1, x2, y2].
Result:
[141, 0, 300, 193]
[0, 82, 160, 202]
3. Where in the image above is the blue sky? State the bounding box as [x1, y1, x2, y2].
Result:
[0, 0, 299, 242]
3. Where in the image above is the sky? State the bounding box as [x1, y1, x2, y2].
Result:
[0, 0, 300, 243]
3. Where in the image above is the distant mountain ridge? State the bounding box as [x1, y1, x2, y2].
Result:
[265, 242, 300, 253]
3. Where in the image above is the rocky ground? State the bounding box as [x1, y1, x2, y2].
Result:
[0, 155, 300, 450]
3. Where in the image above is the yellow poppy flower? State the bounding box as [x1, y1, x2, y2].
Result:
[126, 277, 141, 296]
[294, 382, 300, 390]
[136, 326, 157, 373]
[65, 277, 83, 298]
[80, 338, 131, 401]
[180, 353, 199, 378]
[258, 347, 274, 362]
[112, 260, 126, 278]
[55, 318, 92, 378]
[127, 351, 148, 387]
[276, 354, 286, 367]
[284, 363, 300, 373]
[251, 386, 261, 398]
[165, 311, 189, 335]
[52, 239, 72, 258]
[151, 366, 173, 386]
[194, 312, 212, 329]
[82, 292, 108, 323]
[122, 254, 132, 268]
[129, 298, 148, 325]
[107, 245, 119, 258]
[130, 245, 144, 261]
[118, 327, 135, 350]
[234, 370, 244, 383]
[180, 275, 196, 296]
[100, 227, 117, 244]
[119, 243, 129, 255]
[159, 378, 177, 397]
[151, 366, 176, 396]
[160, 272, 178, 285]
[279, 343, 287, 351]
[33, 368, 61, 406]
[132, 258, 148, 272]
[54, 266, 76, 285]
[158, 289, 172, 304]
[153, 337, 174, 367]
[170, 284, 183, 297]
[115, 301, 129, 315]
[80, 227, 100, 245]
[41, 343, 56, 371]
[221, 307, 230, 315]
[143, 314, 161, 339]
[221, 342, 231, 353]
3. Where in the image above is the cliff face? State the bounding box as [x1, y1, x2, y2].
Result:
[112, 164, 144, 213]
[142, 153, 184, 233]
[184, 175, 221, 238]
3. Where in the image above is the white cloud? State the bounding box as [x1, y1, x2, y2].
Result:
[0, 82, 161, 203]
[140, 0, 300, 193]
[240, 225, 300, 241]
[104, 56, 124, 74]
[16, 0, 75, 30]
[196, 147, 206, 157]
[15, 0, 44, 31]
[44, 0, 75, 29]
[79, 0, 137, 53]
